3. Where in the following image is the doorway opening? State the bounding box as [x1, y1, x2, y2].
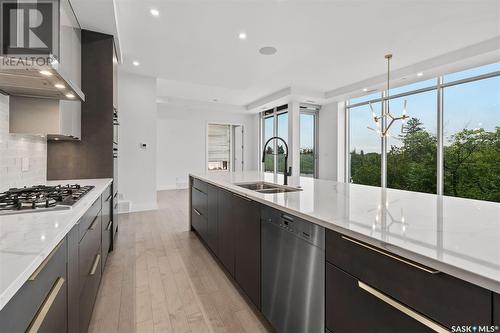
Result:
[207, 123, 244, 172]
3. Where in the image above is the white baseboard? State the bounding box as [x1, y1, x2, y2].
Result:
[117, 200, 158, 213]
[157, 183, 188, 191]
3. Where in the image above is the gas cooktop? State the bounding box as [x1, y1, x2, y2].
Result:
[0, 184, 94, 215]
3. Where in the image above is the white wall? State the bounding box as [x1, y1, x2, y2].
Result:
[0, 94, 47, 191]
[157, 104, 258, 190]
[318, 101, 340, 181]
[118, 71, 158, 212]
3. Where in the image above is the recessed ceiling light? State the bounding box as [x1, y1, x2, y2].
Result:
[417, 72, 424, 77]
[54, 83, 65, 89]
[259, 46, 277, 55]
[150, 8, 159, 16]
[39, 70, 52, 76]
[66, 93, 75, 99]
[238, 32, 247, 40]
[363, 88, 368, 92]
[132, 61, 140, 66]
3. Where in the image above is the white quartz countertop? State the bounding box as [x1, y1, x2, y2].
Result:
[190, 171, 500, 294]
[0, 178, 112, 311]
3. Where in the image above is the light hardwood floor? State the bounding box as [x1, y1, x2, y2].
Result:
[88, 190, 273, 333]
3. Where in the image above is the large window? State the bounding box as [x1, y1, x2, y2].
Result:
[387, 90, 437, 194]
[443, 75, 500, 202]
[263, 113, 274, 172]
[347, 61, 500, 202]
[262, 105, 288, 174]
[300, 111, 318, 177]
[349, 103, 381, 186]
[277, 112, 288, 174]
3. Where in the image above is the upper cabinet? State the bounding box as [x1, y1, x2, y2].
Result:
[0, 0, 84, 101]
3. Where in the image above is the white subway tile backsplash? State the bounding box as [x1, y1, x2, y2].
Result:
[0, 94, 47, 191]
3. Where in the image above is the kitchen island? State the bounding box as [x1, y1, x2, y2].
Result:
[189, 171, 500, 333]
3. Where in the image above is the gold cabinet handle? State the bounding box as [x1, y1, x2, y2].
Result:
[90, 254, 101, 276]
[29, 240, 64, 281]
[193, 208, 201, 216]
[26, 277, 65, 333]
[106, 221, 112, 231]
[341, 236, 439, 274]
[88, 215, 99, 230]
[358, 281, 448, 333]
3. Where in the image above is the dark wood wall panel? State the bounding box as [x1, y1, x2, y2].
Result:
[47, 30, 114, 180]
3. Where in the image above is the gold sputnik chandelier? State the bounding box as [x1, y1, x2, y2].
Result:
[367, 54, 409, 137]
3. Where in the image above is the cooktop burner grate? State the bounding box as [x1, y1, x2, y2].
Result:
[0, 184, 94, 214]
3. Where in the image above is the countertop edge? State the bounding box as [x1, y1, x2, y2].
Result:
[0, 178, 113, 311]
[189, 173, 500, 295]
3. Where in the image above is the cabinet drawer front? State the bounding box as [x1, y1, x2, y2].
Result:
[0, 240, 67, 333]
[79, 197, 102, 241]
[79, 246, 102, 333]
[192, 186, 207, 216]
[326, 263, 438, 333]
[191, 207, 207, 236]
[27, 277, 67, 333]
[326, 230, 491, 328]
[192, 178, 207, 193]
[79, 216, 102, 295]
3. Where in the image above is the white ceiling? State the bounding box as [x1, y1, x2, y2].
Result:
[71, 0, 122, 61]
[76, 0, 500, 108]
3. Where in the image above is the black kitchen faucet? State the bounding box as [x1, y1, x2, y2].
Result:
[261, 136, 291, 186]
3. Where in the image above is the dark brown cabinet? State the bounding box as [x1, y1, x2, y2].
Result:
[325, 229, 492, 331]
[191, 183, 208, 240]
[190, 178, 260, 309]
[326, 263, 435, 333]
[217, 188, 236, 276]
[233, 193, 261, 308]
[206, 184, 219, 256]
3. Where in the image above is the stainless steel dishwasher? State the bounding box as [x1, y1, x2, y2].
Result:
[261, 207, 325, 333]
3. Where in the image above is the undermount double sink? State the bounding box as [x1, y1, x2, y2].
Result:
[235, 181, 302, 194]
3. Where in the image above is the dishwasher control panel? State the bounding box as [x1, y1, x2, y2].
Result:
[262, 207, 325, 248]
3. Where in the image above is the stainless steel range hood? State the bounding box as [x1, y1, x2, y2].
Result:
[0, 57, 85, 101]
